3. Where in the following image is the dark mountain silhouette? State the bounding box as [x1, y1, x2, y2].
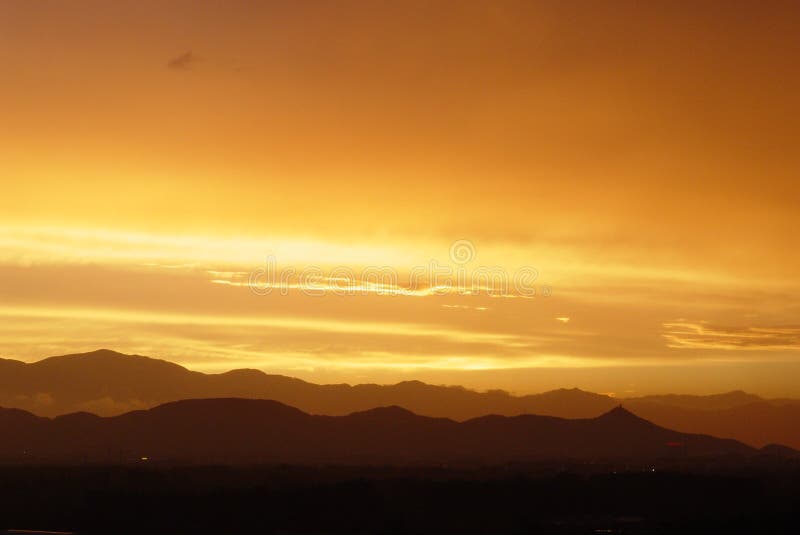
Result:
[0, 399, 772, 464]
[0, 350, 619, 419]
[626, 390, 763, 410]
[618, 399, 800, 449]
[2, 349, 799, 448]
[759, 443, 800, 458]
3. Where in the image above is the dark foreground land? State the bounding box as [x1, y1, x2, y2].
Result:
[1, 459, 799, 534]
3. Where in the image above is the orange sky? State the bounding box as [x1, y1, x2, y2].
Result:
[1, 1, 799, 396]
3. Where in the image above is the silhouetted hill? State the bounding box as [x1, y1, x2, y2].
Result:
[0, 400, 762, 464]
[0, 350, 620, 419]
[759, 443, 800, 458]
[625, 390, 762, 410]
[2, 350, 799, 448]
[621, 400, 800, 450]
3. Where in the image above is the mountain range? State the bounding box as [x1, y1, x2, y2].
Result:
[2, 349, 799, 449]
[0, 398, 774, 464]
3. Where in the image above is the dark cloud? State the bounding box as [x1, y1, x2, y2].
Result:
[167, 51, 196, 70]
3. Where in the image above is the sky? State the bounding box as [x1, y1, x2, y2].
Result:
[1, 0, 799, 396]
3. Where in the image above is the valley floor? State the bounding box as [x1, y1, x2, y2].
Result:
[1, 460, 798, 534]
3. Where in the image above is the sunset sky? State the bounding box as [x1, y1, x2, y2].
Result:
[1, 1, 799, 396]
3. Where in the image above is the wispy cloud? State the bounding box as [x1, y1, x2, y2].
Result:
[0, 304, 547, 353]
[663, 321, 800, 350]
[441, 304, 489, 311]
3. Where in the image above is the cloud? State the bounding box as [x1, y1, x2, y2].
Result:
[663, 321, 800, 351]
[167, 51, 196, 70]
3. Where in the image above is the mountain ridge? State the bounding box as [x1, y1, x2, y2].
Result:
[2, 349, 799, 449]
[2, 398, 786, 464]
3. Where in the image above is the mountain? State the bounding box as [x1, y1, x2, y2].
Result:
[2, 349, 799, 449]
[624, 391, 763, 410]
[0, 350, 619, 418]
[623, 400, 800, 451]
[759, 443, 800, 458]
[0, 399, 761, 464]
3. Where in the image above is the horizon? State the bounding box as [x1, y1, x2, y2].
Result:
[2, 347, 785, 400]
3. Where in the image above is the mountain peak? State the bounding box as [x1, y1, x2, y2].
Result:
[148, 397, 309, 418]
[46, 348, 141, 362]
[541, 387, 610, 399]
[597, 405, 644, 421]
[394, 380, 427, 388]
[37, 349, 188, 371]
[349, 405, 419, 418]
[76, 348, 128, 358]
[759, 443, 800, 458]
